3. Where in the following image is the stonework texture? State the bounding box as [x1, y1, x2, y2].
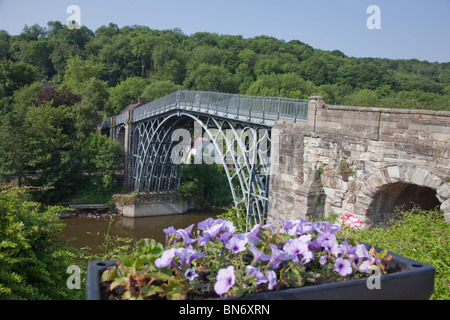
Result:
[268, 97, 450, 227]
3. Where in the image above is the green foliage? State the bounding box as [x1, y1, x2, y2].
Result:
[178, 163, 233, 207]
[78, 132, 124, 193]
[217, 205, 251, 233]
[106, 76, 150, 115]
[356, 207, 450, 300]
[0, 60, 37, 98]
[0, 188, 81, 300]
[141, 79, 180, 102]
[62, 55, 104, 94]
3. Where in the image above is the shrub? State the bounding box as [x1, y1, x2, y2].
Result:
[0, 187, 81, 300]
[356, 207, 450, 300]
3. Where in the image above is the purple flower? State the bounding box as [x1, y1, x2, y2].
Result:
[292, 219, 313, 236]
[246, 266, 268, 285]
[248, 246, 271, 264]
[334, 257, 353, 277]
[313, 221, 340, 234]
[198, 232, 212, 246]
[244, 223, 262, 245]
[214, 266, 235, 296]
[155, 248, 177, 268]
[197, 218, 216, 230]
[283, 238, 314, 265]
[177, 229, 197, 245]
[203, 219, 236, 238]
[185, 268, 198, 281]
[319, 255, 328, 266]
[339, 241, 356, 257]
[357, 260, 373, 273]
[266, 270, 277, 290]
[175, 247, 204, 268]
[313, 232, 340, 255]
[355, 244, 372, 260]
[225, 235, 248, 253]
[268, 244, 294, 269]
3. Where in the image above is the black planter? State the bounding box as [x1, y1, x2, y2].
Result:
[86, 248, 435, 300]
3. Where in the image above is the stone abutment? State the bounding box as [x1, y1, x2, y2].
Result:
[268, 96, 450, 226]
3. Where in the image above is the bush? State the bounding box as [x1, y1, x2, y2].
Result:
[178, 163, 233, 207]
[0, 187, 82, 300]
[356, 207, 450, 300]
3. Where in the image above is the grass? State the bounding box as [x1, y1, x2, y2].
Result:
[355, 207, 450, 300]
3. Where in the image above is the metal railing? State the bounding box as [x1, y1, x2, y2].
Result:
[114, 90, 308, 126]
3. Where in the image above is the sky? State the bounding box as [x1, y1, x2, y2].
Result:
[0, 0, 449, 63]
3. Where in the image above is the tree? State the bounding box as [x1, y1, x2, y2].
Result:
[24, 102, 79, 202]
[299, 56, 337, 86]
[106, 76, 150, 115]
[62, 55, 104, 93]
[141, 80, 180, 102]
[184, 63, 239, 93]
[73, 78, 108, 140]
[78, 133, 123, 192]
[0, 60, 37, 98]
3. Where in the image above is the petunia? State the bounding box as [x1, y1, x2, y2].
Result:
[284, 238, 314, 265]
[175, 247, 204, 268]
[266, 270, 277, 290]
[214, 266, 235, 296]
[334, 257, 353, 277]
[225, 235, 248, 253]
[197, 217, 216, 230]
[155, 248, 177, 268]
[244, 223, 262, 245]
[177, 227, 197, 245]
[248, 245, 271, 264]
[268, 244, 294, 269]
[246, 266, 268, 285]
[198, 232, 212, 246]
[185, 268, 198, 281]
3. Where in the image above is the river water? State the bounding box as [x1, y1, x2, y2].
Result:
[60, 210, 220, 252]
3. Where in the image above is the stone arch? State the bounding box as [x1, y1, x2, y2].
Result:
[355, 165, 450, 226]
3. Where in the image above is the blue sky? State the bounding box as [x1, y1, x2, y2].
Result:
[0, 0, 449, 62]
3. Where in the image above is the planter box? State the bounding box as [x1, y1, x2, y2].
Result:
[86, 246, 435, 300]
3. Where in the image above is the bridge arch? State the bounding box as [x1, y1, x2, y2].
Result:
[131, 110, 272, 226]
[355, 166, 450, 226]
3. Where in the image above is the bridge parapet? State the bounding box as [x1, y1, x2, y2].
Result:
[110, 90, 308, 127]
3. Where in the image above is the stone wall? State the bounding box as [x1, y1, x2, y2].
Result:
[268, 97, 450, 226]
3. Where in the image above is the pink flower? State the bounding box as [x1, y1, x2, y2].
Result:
[340, 214, 363, 229]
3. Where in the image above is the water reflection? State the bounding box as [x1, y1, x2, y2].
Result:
[60, 210, 220, 251]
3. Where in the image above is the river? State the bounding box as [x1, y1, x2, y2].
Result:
[60, 210, 221, 253]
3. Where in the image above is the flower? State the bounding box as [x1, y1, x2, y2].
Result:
[248, 245, 271, 264]
[175, 247, 204, 268]
[225, 234, 248, 253]
[155, 248, 177, 268]
[243, 223, 262, 245]
[268, 244, 294, 269]
[214, 266, 235, 295]
[246, 266, 268, 285]
[185, 268, 198, 281]
[283, 238, 314, 265]
[340, 214, 363, 229]
[266, 270, 277, 290]
[334, 257, 353, 277]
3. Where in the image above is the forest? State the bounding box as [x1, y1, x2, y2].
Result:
[1, 21, 449, 203]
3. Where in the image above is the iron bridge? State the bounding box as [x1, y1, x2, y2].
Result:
[102, 90, 308, 225]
